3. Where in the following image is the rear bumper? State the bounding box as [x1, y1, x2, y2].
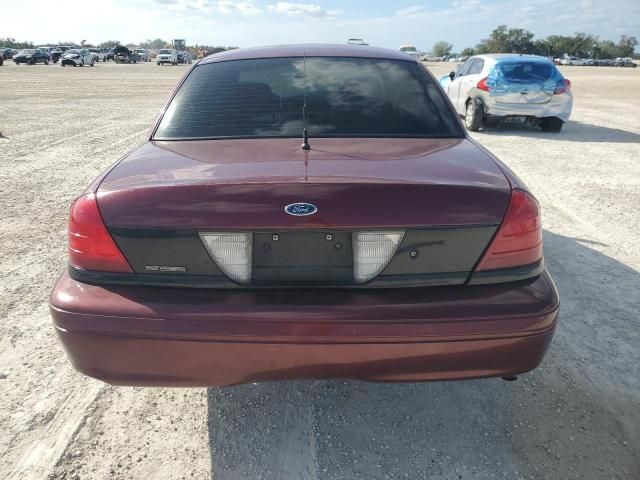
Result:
[50, 270, 559, 386]
[477, 92, 573, 122]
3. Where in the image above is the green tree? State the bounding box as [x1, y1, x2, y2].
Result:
[617, 35, 638, 57]
[476, 25, 536, 54]
[460, 47, 475, 56]
[97, 40, 121, 48]
[140, 38, 167, 49]
[431, 41, 453, 57]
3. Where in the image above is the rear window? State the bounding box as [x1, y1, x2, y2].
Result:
[154, 57, 460, 140]
[498, 62, 555, 82]
[159, 49, 172, 54]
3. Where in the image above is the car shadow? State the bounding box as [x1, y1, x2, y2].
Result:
[479, 120, 640, 143]
[206, 230, 640, 479]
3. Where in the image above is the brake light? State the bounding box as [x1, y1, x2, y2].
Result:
[68, 193, 132, 272]
[476, 77, 490, 92]
[475, 189, 542, 271]
[554, 79, 571, 94]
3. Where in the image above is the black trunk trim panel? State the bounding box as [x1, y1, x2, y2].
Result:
[94, 225, 541, 289]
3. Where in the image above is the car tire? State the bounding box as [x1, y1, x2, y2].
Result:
[464, 99, 484, 132]
[540, 117, 564, 133]
[44, 59, 49, 65]
[90, 60, 95, 66]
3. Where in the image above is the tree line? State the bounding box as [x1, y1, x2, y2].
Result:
[431, 26, 638, 59]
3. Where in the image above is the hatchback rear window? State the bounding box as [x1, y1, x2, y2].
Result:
[154, 57, 460, 140]
[498, 62, 555, 82]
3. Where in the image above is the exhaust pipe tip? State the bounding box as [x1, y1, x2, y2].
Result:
[502, 376, 518, 382]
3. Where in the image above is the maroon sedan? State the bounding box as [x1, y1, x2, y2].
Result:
[50, 44, 559, 386]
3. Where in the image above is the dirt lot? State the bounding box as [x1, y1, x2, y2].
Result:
[0, 60, 638, 480]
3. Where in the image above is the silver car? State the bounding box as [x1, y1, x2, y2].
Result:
[439, 54, 573, 132]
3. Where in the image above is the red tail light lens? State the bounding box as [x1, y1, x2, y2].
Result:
[68, 193, 132, 272]
[554, 79, 571, 94]
[475, 189, 542, 271]
[476, 77, 490, 92]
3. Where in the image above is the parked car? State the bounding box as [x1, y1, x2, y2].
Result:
[87, 48, 106, 62]
[2, 48, 18, 59]
[13, 48, 51, 65]
[50, 44, 559, 387]
[398, 45, 421, 60]
[156, 48, 178, 65]
[133, 48, 150, 62]
[598, 59, 615, 67]
[113, 46, 139, 64]
[614, 57, 637, 68]
[60, 49, 95, 67]
[106, 48, 116, 61]
[561, 56, 586, 66]
[439, 54, 572, 132]
[37, 46, 58, 59]
[177, 50, 193, 64]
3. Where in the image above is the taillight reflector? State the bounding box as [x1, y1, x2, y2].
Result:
[476, 77, 490, 92]
[68, 193, 132, 272]
[475, 189, 542, 271]
[353, 231, 404, 283]
[554, 79, 571, 94]
[199, 232, 252, 284]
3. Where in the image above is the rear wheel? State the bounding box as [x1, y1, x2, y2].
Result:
[540, 117, 564, 132]
[44, 59, 49, 65]
[464, 99, 484, 132]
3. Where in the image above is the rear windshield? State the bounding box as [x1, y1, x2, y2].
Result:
[154, 57, 460, 140]
[498, 62, 555, 82]
[159, 49, 172, 54]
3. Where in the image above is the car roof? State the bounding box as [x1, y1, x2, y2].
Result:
[199, 44, 416, 65]
[474, 53, 552, 63]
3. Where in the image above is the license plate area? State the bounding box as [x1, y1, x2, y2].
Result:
[252, 231, 353, 284]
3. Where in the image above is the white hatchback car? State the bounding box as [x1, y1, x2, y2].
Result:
[157, 48, 178, 65]
[439, 54, 573, 132]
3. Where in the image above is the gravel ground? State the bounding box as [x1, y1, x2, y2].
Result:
[0, 61, 638, 480]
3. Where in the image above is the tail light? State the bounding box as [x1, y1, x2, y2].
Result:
[68, 193, 132, 272]
[554, 79, 571, 94]
[353, 231, 404, 283]
[200, 233, 252, 283]
[475, 189, 542, 271]
[476, 77, 490, 92]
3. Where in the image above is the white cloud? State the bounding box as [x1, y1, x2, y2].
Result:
[266, 2, 342, 18]
[452, 0, 481, 9]
[395, 5, 427, 16]
[216, 0, 262, 15]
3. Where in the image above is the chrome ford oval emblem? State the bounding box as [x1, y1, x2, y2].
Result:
[285, 202, 318, 216]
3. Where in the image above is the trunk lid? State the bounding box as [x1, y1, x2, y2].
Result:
[492, 61, 557, 105]
[97, 137, 511, 229]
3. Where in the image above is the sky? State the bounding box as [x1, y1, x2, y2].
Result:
[4, 0, 639, 51]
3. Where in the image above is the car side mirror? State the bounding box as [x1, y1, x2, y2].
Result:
[449, 71, 456, 80]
